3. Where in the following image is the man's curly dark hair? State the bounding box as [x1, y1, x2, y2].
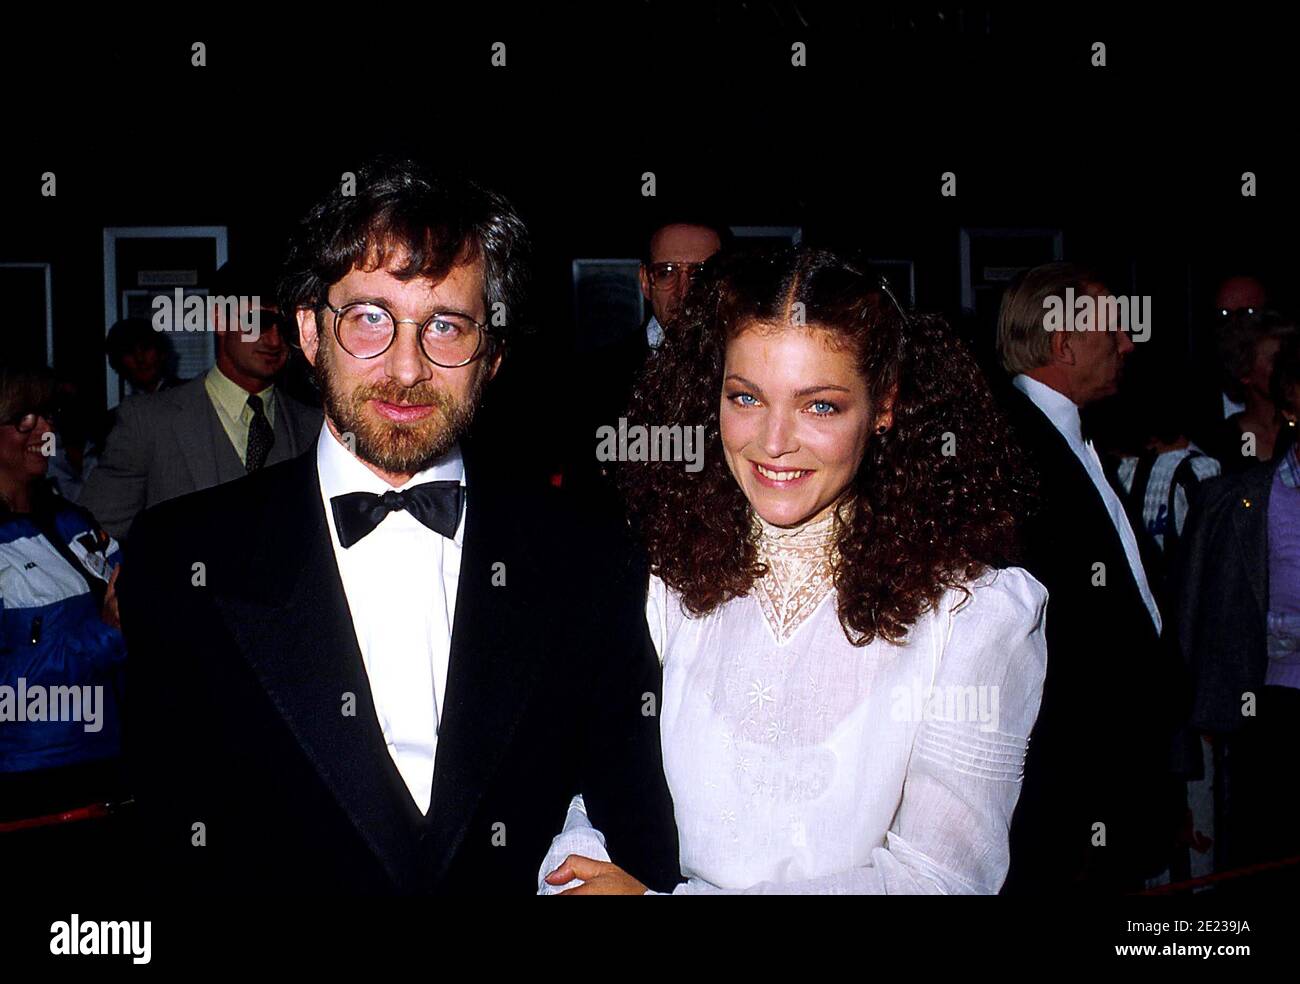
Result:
[278, 156, 532, 349]
[619, 245, 1032, 646]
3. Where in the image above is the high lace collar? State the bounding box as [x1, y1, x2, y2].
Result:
[750, 500, 850, 644]
[753, 505, 841, 552]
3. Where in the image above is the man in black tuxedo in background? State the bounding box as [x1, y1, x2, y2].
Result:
[120, 158, 681, 895]
[994, 263, 1185, 894]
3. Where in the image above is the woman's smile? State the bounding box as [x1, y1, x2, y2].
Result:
[750, 461, 816, 487]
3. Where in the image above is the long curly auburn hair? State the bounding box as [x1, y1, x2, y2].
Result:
[619, 246, 1031, 646]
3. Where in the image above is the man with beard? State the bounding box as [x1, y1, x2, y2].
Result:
[118, 158, 681, 895]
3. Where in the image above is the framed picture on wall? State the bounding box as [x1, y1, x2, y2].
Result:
[103, 226, 228, 408]
[730, 225, 803, 249]
[959, 227, 1064, 330]
[572, 258, 645, 352]
[866, 258, 916, 307]
[120, 288, 215, 387]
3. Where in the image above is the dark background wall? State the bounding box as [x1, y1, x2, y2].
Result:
[2, 8, 1294, 475]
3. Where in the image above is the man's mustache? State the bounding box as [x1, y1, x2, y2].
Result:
[353, 382, 451, 408]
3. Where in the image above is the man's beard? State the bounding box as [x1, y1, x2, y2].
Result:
[314, 338, 485, 473]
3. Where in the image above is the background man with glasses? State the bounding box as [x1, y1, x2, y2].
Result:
[118, 157, 682, 895]
[562, 210, 729, 499]
[639, 214, 728, 349]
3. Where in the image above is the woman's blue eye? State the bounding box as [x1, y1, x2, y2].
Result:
[809, 401, 837, 415]
[733, 393, 759, 406]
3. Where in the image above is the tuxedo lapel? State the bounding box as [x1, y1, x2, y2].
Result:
[1012, 388, 1116, 531]
[423, 440, 551, 886]
[1008, 387, 1158, 618]
[1099, 451, 1169, 598]
[210, 451, 425, 891]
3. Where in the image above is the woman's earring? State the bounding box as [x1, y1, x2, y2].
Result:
[876, 424, 888, 434]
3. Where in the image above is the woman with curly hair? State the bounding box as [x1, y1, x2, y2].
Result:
[541, 246, 1048, 894]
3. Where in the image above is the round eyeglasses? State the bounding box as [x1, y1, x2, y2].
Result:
[323, 300, 492, 368]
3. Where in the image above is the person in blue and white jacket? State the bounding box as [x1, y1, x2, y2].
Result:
[0, 365, 125, 823]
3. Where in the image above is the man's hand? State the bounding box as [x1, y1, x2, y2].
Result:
[101, 564, 121, 629]
[545, 854, 648, 895]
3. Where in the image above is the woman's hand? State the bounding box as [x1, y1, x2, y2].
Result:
[100, 564, 121, 629]
[545, 854, 648, 895]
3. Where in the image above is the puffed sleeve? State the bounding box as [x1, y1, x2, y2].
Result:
[667, 566, 1049, 894]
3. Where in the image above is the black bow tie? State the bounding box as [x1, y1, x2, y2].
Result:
[330, 482, 464, 548]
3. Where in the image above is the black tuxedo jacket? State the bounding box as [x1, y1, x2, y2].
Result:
[118, 438, 681, 895]
[997, 384, 1187, 892]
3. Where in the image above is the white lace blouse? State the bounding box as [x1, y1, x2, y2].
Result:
[539, 512, 1048, 895]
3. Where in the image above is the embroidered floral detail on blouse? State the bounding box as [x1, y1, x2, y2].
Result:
[751, 505, 842, 644]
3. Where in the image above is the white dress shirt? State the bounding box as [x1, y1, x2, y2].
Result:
[315, 421, 466, 814]
[1012, 373, 1163, 634]
[540, 567, 1049, 894]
